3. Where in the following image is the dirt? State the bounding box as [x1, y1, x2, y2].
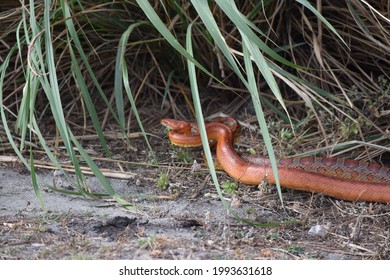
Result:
[1, 131, 390, 260]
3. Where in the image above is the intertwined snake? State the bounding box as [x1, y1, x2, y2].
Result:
[161, 117, 390, 202]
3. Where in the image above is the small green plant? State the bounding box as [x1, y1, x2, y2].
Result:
[234, 231, 245, 239]
[280, 128, 293, 140]
[175, 148, 193, 163]
[246, 207, 256, 215]
[287, 245, 306, 255]
[378, 74, 390, 90]
[138, 235, 157, 249]
[341, 120, 359, 139]
[34, 212, 68, 224]
[266, 231, 280, 241]
[222, 180, 237, 195]
[248, 147, 257, 155]
[156, 173, 169, 190]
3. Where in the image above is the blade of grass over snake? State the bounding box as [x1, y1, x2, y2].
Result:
[191, 0, 289, 206]
[186, 23, 281, 226]
[189, 0, 287, 206]
[243, 41, 284, 206]
[186, 24, 229, 211]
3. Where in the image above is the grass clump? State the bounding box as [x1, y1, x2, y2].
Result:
[0, 1, 389, 211]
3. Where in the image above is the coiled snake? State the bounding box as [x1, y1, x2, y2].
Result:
[161, 117, 390, 202]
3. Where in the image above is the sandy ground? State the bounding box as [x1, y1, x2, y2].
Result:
[1, 165, 283, 260]
[1, 147, 389, 260]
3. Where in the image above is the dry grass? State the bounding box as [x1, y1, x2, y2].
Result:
[0, 2, 389, 257]
[1, 1, 389, 158]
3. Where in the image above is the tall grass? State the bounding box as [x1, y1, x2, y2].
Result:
[1, 1, 389, 217]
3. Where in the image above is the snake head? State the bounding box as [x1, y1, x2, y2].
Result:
[160, 119, 192, 134]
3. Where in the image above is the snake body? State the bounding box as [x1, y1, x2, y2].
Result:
[161, 118, 390, 202]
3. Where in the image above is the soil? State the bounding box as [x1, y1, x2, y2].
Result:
[1, 127, 389, 260]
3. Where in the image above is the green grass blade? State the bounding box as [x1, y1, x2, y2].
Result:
[0, 47, 46, 208]
[118, 23, 155, 160]
[215, 0, 304, 68]
[186, 23, 281, 226]
[242, 41, 284, 206]
[69, 46, 111, 155]
[190, 0, 248, 85]
[185, 24, 228, 210]
[242, 34, 288, 114]
[30, 147, 46, 210]
[136, 0, 218, 80]
[295, 0, 348, 47]
[38, 0, 88, 193]
[114, 43, 126, 131]
[161, 71, 174, 112]
[69, 132, 137, 212]
[15, 74, 31, 151]
[61, 1, 121, 133]
[42, 0, 72, 157]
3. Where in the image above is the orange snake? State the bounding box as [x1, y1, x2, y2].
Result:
[161, 117, 390, 202]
